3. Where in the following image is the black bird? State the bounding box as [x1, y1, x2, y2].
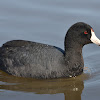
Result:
[0, 22, 100, 79]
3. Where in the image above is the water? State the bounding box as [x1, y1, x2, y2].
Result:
[0, 0, 100, 100]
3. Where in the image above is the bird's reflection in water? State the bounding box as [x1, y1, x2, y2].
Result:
[0, 70, 90, 100]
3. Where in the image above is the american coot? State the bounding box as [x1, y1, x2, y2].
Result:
[0, 22, 100, 79]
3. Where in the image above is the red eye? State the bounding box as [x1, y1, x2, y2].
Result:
[84, 31, 88, 34]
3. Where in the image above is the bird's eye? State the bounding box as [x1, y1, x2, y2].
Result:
[84, 31, 88, 34]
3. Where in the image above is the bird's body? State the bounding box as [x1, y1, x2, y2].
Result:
[0, 40, 83, 78]
[0, 22, 100, 79]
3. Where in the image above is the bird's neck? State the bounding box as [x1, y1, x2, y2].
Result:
[65, 44, 83, 56]
[64, 44, 84, 76]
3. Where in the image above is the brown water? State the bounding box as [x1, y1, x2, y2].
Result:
[0, 0, 100, 100]
[0, 70, 90, 100]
